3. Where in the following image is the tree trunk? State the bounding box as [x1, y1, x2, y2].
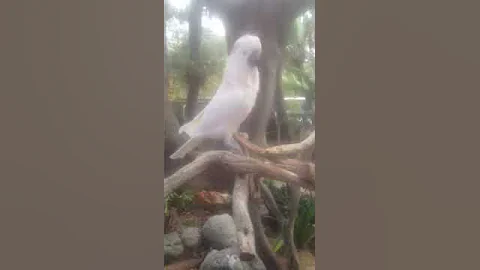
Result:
[244, 38, 281, 146]
[165, 22, 186, 176]
[185, 0, 203, 120]
[274, 56, 292, 143]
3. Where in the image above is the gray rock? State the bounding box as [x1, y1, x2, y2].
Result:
[201, 214, 238, 250]
[164, 232, 184, 263]
[199, 247, 266, 270]
[181, 227, 202, 249]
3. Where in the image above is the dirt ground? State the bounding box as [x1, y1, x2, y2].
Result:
[165, 191, 315, 270]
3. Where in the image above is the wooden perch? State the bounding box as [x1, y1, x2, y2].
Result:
[164, 151, 314, 197]
[164, 131, 316, 269]
[232, 175, 256, 261]
[233, 130, 315, 158]
[231, 131, 315, 270]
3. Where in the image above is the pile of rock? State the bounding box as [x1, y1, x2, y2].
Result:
[165, 213, 266, 270]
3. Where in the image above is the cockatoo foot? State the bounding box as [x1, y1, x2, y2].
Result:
[224, 136, 243, 154]
[236, 132, 249, 140]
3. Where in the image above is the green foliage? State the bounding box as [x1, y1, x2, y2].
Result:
[166, 4, 227, 101]
[272, 236, 285, 253]
[165, 190, 195, 214]
[294, 193, 315, 249]
[281, 9, 316, 136]
[265, 181, 316, 250]
[166, 27, 227, 100]
[264, 180, 290, 215]
[282, 10, 315, 102]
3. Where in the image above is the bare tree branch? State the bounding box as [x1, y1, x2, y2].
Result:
[164, 151, 314, 197]
[233, 130, 315, 158]
[260, 181, 284, 224]
[284, 144, 315, 270]
[232, 175, 257, 261]
[164, 132, 316, 269]
[285, 184, 301, 270]
[249, 184, 285, 269]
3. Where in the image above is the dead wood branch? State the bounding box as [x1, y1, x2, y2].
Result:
[229, 131, 315, 270]
[285, 184, 301, 270]
[249, 189, 284, 270]
[164, 151, 314, 197]
[285, 145, 315, 270]
[233, 130, 315, 158]
[260, 181, 284, 224]
[233, 175, 256, 261]
[164, 132, 316, 269]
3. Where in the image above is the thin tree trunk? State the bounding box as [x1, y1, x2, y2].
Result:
[243, 37, 281, 146]
[165, 22, 186, 176]
[274, 56, 292, 143]
[185, 0, 203, 120]
[284, 184, 301, 269]
[250, 188, 285, 270]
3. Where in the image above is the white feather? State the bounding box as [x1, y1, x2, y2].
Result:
[169, 137, 203, 159]
[169, 34, 262, 160]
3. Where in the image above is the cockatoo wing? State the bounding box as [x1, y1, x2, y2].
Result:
[170, 89, 249, 159]
[172, 34, 262, 159]
[181, 87, 251, 138]
[169, 136, 203, 159]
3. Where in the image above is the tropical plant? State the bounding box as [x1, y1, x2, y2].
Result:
[282, 9, 315, 115]
[265, 181, 316, 251]
[165, 190, 195, 214]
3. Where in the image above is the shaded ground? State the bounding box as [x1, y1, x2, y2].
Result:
[165, 190, 315, 270]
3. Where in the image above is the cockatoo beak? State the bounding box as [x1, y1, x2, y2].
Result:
[248, 50, 261, 68]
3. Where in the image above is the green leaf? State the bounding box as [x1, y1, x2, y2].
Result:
[272, 237, 285, 253]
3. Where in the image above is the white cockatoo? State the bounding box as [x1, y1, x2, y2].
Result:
[169, 34, 262, 159]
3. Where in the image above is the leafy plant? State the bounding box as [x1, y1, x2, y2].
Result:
[294, 193, 315, 249]
[272, 236, 285, 253]
[165, 190, 195, 214]
[265, 182, 316, 251]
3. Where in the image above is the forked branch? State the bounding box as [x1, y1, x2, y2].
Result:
[233, 130, 315, 158]
[164, 151, 314, 197]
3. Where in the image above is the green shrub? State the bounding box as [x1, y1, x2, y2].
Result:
[265, 181, 315, 250]
[165, 190, 195, 215]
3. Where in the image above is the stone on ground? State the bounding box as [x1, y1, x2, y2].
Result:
[199, 247, 266, 270]
[164, 232, 184, 263]
[201, 214, 238, 250]
[180, 226, 202, 249]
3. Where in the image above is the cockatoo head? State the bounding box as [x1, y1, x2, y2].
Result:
[230, 34, 262, 68]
